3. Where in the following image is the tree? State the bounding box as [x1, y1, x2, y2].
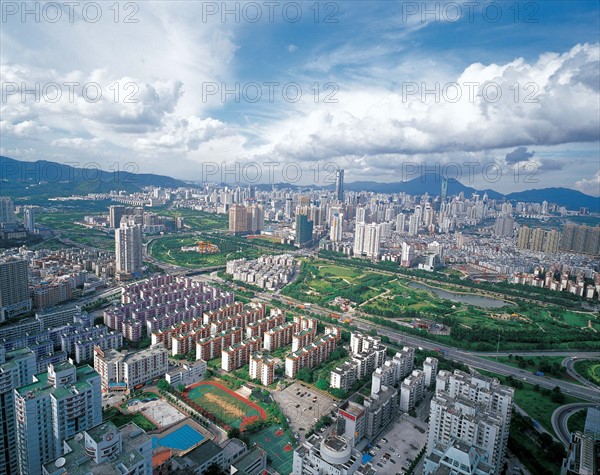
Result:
[177, 384, 186, 393]
[227, 427, 241, 440]
[156, 379, 170, 392]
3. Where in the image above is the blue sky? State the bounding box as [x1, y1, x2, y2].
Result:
[1, 1, 599, 194]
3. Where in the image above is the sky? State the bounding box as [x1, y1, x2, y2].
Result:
[1, 1, 599, 195]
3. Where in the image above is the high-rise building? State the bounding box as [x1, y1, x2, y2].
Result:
[108, 205, 126, 229]
[0, 198, 15, 224]
[356, 207, 366, 224]
[335, 169, 345, 202]
[401, 242, 414, 267]
[363, 223, 381, 258]
[494, 214, 514, 237]
[0, 257, 32, 321]
[23, 206, 35, 232]
[295, 214, 313, 247]
[15, 362, 102, 475]
[516, 226, 531, 249]
[560, 224, 600, 255]
[396, 213, 406, 233]
[330, 213, 343, 242]
[424, 370, 514, 475]
[229, 204, 248, 234]
[0, 348, 36, 475]
[115, 221, 143, 275]
[247, 204, 265, 233]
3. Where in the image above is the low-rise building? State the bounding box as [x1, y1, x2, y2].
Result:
[165, 359, 207, 388]
[42, 421, 152, 475]
[292, 432, 362, 475]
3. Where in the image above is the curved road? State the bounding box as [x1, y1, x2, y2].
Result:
[563, 357, 600, 390]
[552, 403, 600, 446]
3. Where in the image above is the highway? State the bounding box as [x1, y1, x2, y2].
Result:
[245, 291, 600, 403]
[552, 403, 600, 446]
[563, 356, 600, 390]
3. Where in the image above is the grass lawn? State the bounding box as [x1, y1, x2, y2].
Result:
[479, 355, 581, 384]
[573, 359, 600, 385]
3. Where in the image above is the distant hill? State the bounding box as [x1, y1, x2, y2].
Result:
[0, 156, 188, 199]
[505, 188, 600, 213]
[1, 156, 597, 211]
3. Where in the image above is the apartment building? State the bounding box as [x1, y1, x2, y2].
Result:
[221, 337, 262, 372]
[94, 345, 168, 393]
[263, 321, 297, 352]
[15, 363, 102, 475]
[195, 327, 243, 361]
[399, 369, 425, 412]
[285, 334, 337, 378]
[249, 352, 276, 386]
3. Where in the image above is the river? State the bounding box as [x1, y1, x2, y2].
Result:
[408, 281, 515, 309]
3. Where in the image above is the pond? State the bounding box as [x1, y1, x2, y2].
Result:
[408, 281, 515, 309]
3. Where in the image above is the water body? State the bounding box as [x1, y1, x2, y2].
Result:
[408, 281, 514, 309]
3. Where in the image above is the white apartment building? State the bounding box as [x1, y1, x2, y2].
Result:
[15, 362, 102, 475]
[94, 344, 168, 392]
[424, 370, 514, 475]
[399, 369, 425, 412]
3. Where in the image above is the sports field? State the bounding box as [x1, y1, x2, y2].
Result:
[248, 425, 294, 475]
[184, 381, 266, 430]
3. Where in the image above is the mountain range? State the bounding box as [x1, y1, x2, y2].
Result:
[1, 156, 598, 212]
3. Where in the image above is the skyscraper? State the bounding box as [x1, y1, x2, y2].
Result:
[23, 206, 35, 232]
[115, 221, 143, 275]
[363, 223, 381, 258]
[0, 198, 15, 224]
[108, 205, 126, 229]
[335, 169, 344, 202]
[354, 222, 366, 256]
[295, 214, 313, 247]
[15, 363, 102, 475]
[0, 257, 31, 322]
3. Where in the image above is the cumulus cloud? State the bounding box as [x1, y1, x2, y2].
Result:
[575, 171, 600, 196]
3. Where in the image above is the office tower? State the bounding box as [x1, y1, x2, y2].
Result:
[115, 221, 143, 275]
[335, 169, 345, 202]
[108, 205, 126, 229]
[15, 362, 102, 475]
[494, 214, 514, 237]
[228, 204, 248, 234]
[424, 370, 514, 475]
[0, 198, 15, 224]
[0, 348, 36, 475]
[23, 206, 35, 232]
[295, 214, 313, 246]
[363, 223, 381, 258]
[330, 213, 343, 242]
[0, 258, 32, 322]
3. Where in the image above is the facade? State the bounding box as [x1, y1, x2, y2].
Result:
[423, 356, 439, 387]
[23, 206, 35, 232]
[108, 205, 126, 229]
[221, 337, 262, 372]
[264, 321, 297, 352]
[331, 361, 359, 391]
[292, 327, 317, 352]
[249, 352, 276, 386]
[115, 220, 143, 275]
[42, 421, 152, 475]
[364, 385, 399, 440]
[0, 257, 31, 321]
[424, 370, 514, 475]
[335, 169, 345, 202]
[94, 345, 168, 392]
[15, 363, 102, 475]
[0, 198, 15, 224]
[399, 369, 425, 412]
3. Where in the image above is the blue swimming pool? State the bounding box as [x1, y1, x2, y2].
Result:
[153, 425, 205, 451]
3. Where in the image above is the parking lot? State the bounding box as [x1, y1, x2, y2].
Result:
[366, 414, 428, 474]
[271, 382, 337, 440]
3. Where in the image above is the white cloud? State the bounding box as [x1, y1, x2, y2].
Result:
[575, 171, 600, 196]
